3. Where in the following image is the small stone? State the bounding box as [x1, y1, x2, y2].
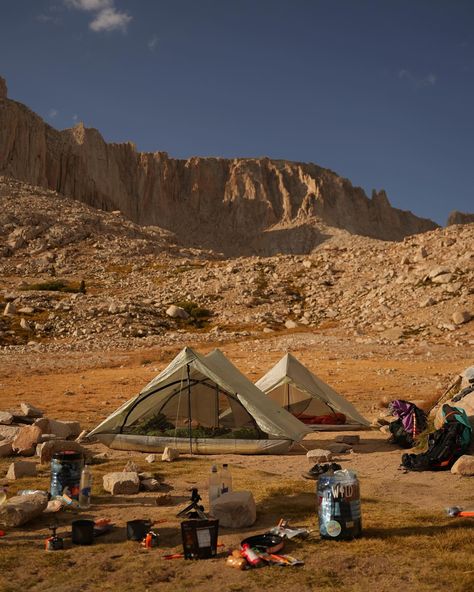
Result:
[145, 454, 158, 464]
[0, 493, 49, 528]
[210, 491, 256, 528]
[335, 435, 360, 445]
[306, 449, 333, 463]
[451, 455, 474, 476]
[3, 302, 16, 316]
[6, 460, 37, 479]
[432, 273, 453, 284]
[0, 425, 20, 440]
[155, 494, 172, 506]
[285, 319, 298, 329]
[161, 447, 179, 462]
[12, 425, 43, 456]
[123, 461, 140, 473]
[20, 402, 43, 418]
[103, 472, 140, 495]
[166, 305, 189, 319]
[420, 297, 436, 308]
[452, 310, 471, 325]
[140, 478, 162, 492]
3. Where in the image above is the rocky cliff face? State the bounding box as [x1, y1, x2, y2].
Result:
[447, 211, 474, 226]
[0, 76, 438, 255]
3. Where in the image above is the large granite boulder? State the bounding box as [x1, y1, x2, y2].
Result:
[210, 491, 256, 528]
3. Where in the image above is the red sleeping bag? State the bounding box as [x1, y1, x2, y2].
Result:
[297, 413, 346, 425]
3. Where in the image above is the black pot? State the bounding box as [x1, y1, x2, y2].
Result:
[127, 519, 152, 541]
[72, 519, 95, 545]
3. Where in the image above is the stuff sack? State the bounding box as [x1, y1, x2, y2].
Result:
[402, 405, 472, 471]
[388, 400, 427, 449]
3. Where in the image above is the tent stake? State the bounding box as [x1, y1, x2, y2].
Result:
[187, 364, 192, 455]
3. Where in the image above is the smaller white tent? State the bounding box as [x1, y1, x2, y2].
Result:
[88, 347, 311, 454]
[256, 353, 370, 429]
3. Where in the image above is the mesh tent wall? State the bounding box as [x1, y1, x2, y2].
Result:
[88, 347, 311, 454]
[255, 353, 370, 429]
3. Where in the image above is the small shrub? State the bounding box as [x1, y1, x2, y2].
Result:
[20, 279, 85, 293]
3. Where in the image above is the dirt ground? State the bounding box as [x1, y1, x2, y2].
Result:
[1, 330, 473, 591]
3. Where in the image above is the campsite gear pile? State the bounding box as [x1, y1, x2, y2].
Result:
[317, 469, 362, 540]
[388, 400, 427, 448]
[402, 404, 472, 472]
[226, 531, 305, 569]
[302, 462, 342, 480]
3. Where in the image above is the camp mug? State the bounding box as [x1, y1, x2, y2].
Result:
[127, 519, 152, 541]
[71, 519, 95, 545]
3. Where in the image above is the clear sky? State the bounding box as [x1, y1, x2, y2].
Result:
[1, 0, 473, 224]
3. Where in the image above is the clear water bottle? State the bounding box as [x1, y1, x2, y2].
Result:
[208, 464, 220, 508]
[219, 463, 232, 495]
[79, 465, 92, 508]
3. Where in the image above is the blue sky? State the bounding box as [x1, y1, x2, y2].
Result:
[1, 0, 473, 224]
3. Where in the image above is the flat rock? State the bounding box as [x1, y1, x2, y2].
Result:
[20, 402, 43, 418]
[6, 460, 37, 479]
[335, 435, 360, 445]
[161, 447, 180, 462]
[451, 455, 474, 476]
[0, 493, 49, 528]
[103, 471, 140, 495]
[0, 412, 14, 425]
[37, 440, 87, 464]
[12, 425, 43, 456]
[210, 491, 256, 528]
[306, 449, 333, 463]
[326, 443, 352, 454]
[38, 418, 75, 439]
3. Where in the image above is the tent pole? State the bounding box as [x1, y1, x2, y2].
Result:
[187, 364, 192, 455]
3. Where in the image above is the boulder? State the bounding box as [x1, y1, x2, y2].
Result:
[37, 418, 78, 439]
[0, 412, 14, 425]
[103, 472, 140, 495]
[210, 491, 256, 528]
[166, 305, 189, 319]
[335, 435, 360, 445]
[37, 440, 87, 464]
[161, 447, 180, 462]
[0, 440, 13, 457]
[306, 449, 333, 464]
[0, 493, 49, 528]
[451, 455, 474, 476]
[20, 402, 43, 418]
[6, 460, 37, 479]
[12, 425, 43, 456]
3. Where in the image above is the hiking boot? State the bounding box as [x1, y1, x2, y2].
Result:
[302, 462, 342, 480]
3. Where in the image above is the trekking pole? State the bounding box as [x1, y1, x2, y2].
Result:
[427, 376, 461, 416]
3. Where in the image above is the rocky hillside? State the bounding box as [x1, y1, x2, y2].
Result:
[0, 77, 437, 255]
[1, 177, 472, 354]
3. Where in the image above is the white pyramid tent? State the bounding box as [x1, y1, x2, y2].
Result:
[88, 347, 311, 454]
[255, 353, 370, 429]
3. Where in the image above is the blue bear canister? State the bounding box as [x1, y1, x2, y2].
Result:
[317, 469, 362, 540]
[50, 451, 84, 499]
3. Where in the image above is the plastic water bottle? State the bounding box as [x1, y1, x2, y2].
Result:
[79, 465, 92, 508]
[208, 465, 220, 508]
[219, 463, 232, 495]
